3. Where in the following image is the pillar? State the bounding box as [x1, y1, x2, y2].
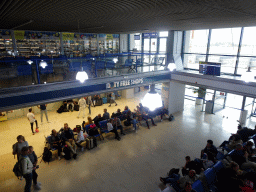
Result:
[162, 81, 185, 115]
[122, 88, 134, 99]
[60, 32, 64, 55]
[239, 96, 248, 125]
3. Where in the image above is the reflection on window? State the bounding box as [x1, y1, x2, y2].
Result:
[209, 28, 241, 55]
[151, 38, 157, 52]
[184, 30, 209, 54]
[183, 54, 206, 69]
[144, 39, 150, 51]
[159, 31, 168, 37]
[240, 27, 256, 56]
[208, 55, 236, 74]
[159, 38, 167, 52]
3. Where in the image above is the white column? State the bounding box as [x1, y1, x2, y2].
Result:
[163, 81, 185, 115]
[122, 88, 134, 99]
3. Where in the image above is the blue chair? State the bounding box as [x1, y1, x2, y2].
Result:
[40, 64, 53, 74]
[216, 151, 225, 160]
[192, 180, 205, 192]
[124, 59, 135, 72]
[212, 161, 224, 173]
[85, 124, 104, 140]
[99, 120, 109, 134]
[69, 62, 81, 71]
[106, 61, 115, 69]
[204, 168, 216, 187]
[17, 65, 32, 76]
[95, 61, 105, 70]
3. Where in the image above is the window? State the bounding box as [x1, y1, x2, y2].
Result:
[209, 28, 241, 55]
[159, 31, 168, 37]
[151, 38, 157, 52]
[144, 39, 150, 52]
[184, 30, 209, 54]
[159, 38, 167, 52]
[240, 27, 256, 56]
[208, 55, 236, 74]
[183, 54, 206, 69]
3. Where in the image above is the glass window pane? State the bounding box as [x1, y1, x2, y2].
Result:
[159, 31, 168, 37]
[183, 54, 206, 69]
[237, 57, 256, 75]
[208, 55, 236, 74]
[151, 38, 157, 52]
[184, 30, 209, 54]
[159, 38, 167, 52]
[209, 28, 241, 55]
[241, 27, 256, 56]
[144, 39, 150, 52]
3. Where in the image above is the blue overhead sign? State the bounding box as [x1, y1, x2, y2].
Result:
[143, 32, 158, 38]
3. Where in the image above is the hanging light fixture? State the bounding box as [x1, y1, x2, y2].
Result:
[113, 58, 118, 63]
[141, 84, 162, 111]
[167, 63, 176, 71]
[241, 67, 255, 83]
[39, 60, 48, 69]
[76, 67, 89, 83]
[27, 60, 33, 65]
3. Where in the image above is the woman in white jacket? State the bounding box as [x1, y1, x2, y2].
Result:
[75, 126, 86, 151]
[21, 146, 34, 192]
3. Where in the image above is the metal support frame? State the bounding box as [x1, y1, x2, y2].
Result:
[205, 29, 212, 62]
[35, 60, 41, 84]
[181, 31, 185, 64]
[234, 27, 244, 75]
[10, 30, 18, 56]
[60, 32, 64, 55]
[241, 96, 246, 111]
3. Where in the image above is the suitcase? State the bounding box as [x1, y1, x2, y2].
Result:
[86, 137, 94, 150]
[74, 104, 79, 111]
[102, 97, 107, 104]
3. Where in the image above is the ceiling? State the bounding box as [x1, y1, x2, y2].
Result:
[1, 0, 256, 33]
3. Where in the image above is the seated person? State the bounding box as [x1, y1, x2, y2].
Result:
[113, 116, 125, 135]
[93, 114, 104, 128]
[230, 143, 256, 172]
[85, 117, 93, 126]
[237, 126, 256, 143]
[182, 156, 201, 176]
[243, 141, 255, 161]
[160, 169, 204, 190]
[103, 109, 110, 120]
[74, 126, 85, 151]
[216, 161, 245, 192]
[127, 110, 139, 133]
[61, 123, 77, 159]
[201, 139, 218, 159]
[107, 119, 121, 141]
[124, 106, 129, 111]
[138, 103, 157, 129]
[87, 124, 100, 136]
[50, 129, 64, 160]
[116, 109, 122, 117]
[228, 134, 243, 150]
[82, 121, 86, 132]
[181, 182, 197, 192]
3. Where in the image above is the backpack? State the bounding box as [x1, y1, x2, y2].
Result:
[124, 120, 131, 126]
[42, 147, 52, 164]
[63, 146, 71, 160]
[168, 168, 180, 177]
[13, 157, 28, 178]
[169, 114, 174, 121]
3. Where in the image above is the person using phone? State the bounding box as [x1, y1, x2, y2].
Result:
[28, 146, 41, 190]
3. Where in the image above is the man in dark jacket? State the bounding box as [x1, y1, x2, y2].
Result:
[93, 114, 104, 127]
[237, 126, 256, 143]
[201, 140, 218, 159]
[28, 146, 41, 190]
[61, 123, 77, 159]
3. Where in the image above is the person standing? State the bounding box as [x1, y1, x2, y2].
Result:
[27, 146, 41, 190]
[20, 146, 35, 192]
[108, 92, 117, 107]
[87, 96, 94, 114]
[27, 108, 39, 135]
[77, 97, 86, 119]
[12, 135, 29, 161]
[37, 104, 49, 123]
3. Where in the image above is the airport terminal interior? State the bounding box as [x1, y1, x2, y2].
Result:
[2, 0, 256, 192]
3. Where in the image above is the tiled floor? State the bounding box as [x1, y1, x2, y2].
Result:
[1, 91, 256, 192]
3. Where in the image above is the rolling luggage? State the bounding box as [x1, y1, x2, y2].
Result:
[86, 137, 94, 150]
